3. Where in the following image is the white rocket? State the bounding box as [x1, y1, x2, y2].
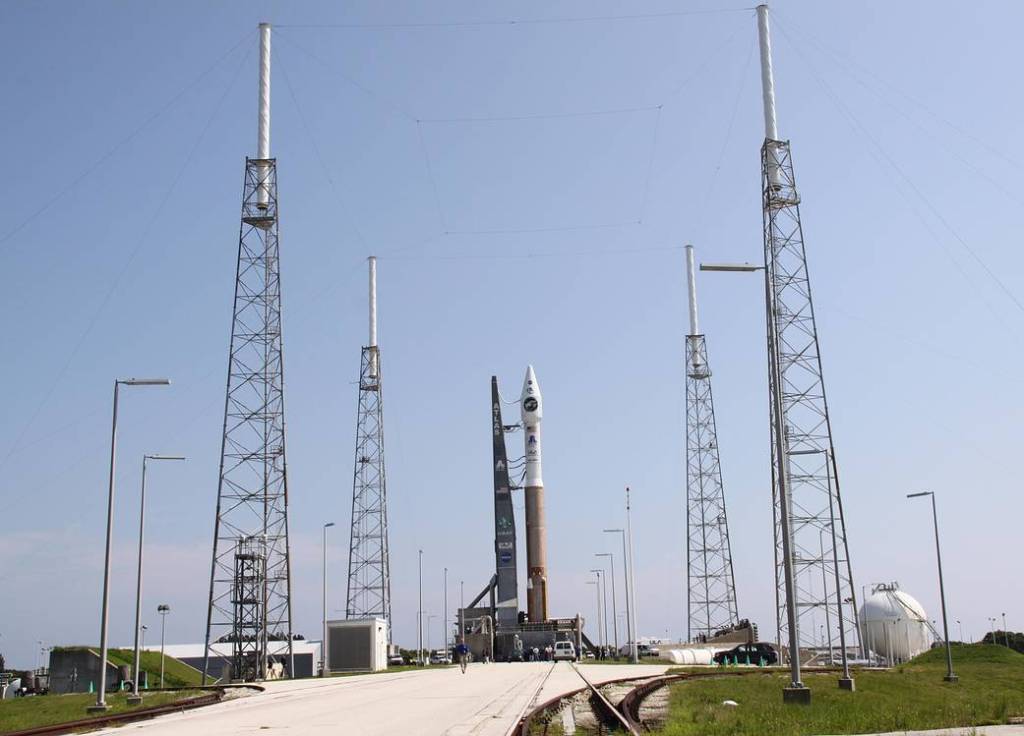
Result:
[521, 365, 547, 622]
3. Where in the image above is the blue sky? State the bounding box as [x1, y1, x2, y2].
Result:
[2, 0, 1023, 668]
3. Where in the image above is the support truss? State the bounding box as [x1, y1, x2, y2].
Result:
[204, 158, 294, 682]
[762, 140, 860, 654]
[685, 335, 739, 641]
[345, 345, 392, 637]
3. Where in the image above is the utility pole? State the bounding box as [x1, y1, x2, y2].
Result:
[907, 492, 957, 682]
[626, 486, 639, 663]
[90, 377, 169, 713]
[418, 549, 423, 666]
[596, 552, 619, 656]
[130, 454, 185, 704]
[322, 522, 335, 676]
[604, 529, 632, 662]
[157, 604, 170, 688]
[591, 569, 609, 655]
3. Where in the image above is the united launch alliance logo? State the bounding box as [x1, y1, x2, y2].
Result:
[523, 397, 538, 412]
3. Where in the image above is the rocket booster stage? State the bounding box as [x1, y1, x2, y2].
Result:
[521, 365, 547, 622]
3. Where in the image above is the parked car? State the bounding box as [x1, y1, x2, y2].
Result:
[712, 642, 778, 666]
[430, 649, 452, 665]
[553, 641, 577, 662]
[387, 653, 405, 666]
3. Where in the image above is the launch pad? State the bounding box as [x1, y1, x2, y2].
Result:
[457, 369, 589, 661]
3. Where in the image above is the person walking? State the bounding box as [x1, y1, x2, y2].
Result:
[455, 641, 470, 674]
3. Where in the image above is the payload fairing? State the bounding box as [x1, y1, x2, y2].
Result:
[521, 365, 547, 622]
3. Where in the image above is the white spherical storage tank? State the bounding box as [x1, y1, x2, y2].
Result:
[859, 584, 932, 663]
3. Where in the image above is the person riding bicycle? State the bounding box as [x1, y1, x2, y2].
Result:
[455, 641, 470, 673]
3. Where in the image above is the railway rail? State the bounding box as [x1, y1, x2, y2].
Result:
[3, 685, 261, 736]
[512, 666, 842, 735]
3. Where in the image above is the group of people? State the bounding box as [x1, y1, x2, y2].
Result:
[523, 644, 555, 661]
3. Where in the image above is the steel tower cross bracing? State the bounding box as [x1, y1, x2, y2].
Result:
[757, 5, 859, 654]
[345, 256, 392, 638]
[683, 245, 739, 642]
[203, 24, 294, 684]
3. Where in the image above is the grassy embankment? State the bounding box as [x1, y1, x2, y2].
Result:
[104, 647, 204, 688]
[0, 690, 205, 734]
[659, 644, 1024, 735]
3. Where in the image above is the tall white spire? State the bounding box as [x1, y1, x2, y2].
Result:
[756, 5, 779, 141]
[685, 244, 700, 337]
[257, 23, 271, 159]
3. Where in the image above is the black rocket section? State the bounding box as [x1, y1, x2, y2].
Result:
[491, 377, 519, 627]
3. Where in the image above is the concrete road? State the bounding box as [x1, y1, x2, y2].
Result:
[93, 662, 670, 736]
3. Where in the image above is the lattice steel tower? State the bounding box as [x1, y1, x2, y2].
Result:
[345, 256, 392, 637]
[684, 245, 739, 642]
[757, 5, 858, 656]
[203, 23, 294, 683]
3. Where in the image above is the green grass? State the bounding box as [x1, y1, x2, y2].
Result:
[104, 648, 204, 688]
[658, 644, 1024, 736]
[0, 690, 204, 733]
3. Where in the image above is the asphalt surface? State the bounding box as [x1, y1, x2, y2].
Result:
[91, 662, 671, 736]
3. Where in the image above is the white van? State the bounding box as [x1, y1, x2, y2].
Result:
[553, 641, 577, 662]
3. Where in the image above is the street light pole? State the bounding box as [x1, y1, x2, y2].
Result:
[625, 487, 639, 663]
[418, 549, 423, 666]
[427, 614, 437, 657]
[591, 569, 609, 656]
[130, 454, 185, 705]
[604, 529, 633, 662]
[596, 552, 618, 656]
[1003, 613, 1009, 648]
[157, 604, 170, 688]
[586, 581, 601, 654]
[443, 567, 448, 653]
[322, 521, 335, 676]
[907, 491, 957, 682]
[91, 377, 170, 713]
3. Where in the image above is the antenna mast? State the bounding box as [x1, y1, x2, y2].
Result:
[683, 245, 739, 642]
[345, 256, 393, 640]
[203, 22, 294, 683]
[755, 5, 860, 677]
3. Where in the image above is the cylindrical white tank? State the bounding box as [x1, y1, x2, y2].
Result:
[858, 584, 931, 663]
[665, 648, 715, 666]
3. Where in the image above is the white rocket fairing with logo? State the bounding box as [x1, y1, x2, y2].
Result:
[521, 365, 548, 622]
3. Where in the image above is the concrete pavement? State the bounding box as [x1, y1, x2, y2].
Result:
[92, 662, 670, 736]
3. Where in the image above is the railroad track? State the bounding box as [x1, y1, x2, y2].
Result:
[3, 685, 261, 736]
[512, 666, 842, 735]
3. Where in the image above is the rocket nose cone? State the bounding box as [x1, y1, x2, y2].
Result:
[521, 365, 542, 420]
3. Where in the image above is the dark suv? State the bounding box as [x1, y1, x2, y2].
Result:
[712, 642, 778, 666]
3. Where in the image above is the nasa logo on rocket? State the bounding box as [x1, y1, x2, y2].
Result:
[520, 365, 543, 487]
